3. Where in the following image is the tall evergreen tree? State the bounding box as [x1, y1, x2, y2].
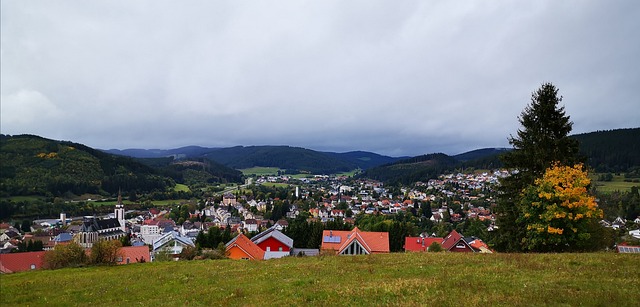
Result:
[493, 83, 581, 252]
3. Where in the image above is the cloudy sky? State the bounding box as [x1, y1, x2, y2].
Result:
[2, 1, 638, 157]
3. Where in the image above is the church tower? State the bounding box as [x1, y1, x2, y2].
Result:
[115, 189, 126, 232]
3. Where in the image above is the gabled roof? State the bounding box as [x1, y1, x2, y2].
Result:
[152, 231, 195, 251]
[464, 237, 493, 253]
[226, 234, 265, 260]
[404, 237, 444, 252]
[251, 226, 294, 248]
[0, 251, 46, 273]
[321, 227, 389, 254]
[441, 230, 463, 250]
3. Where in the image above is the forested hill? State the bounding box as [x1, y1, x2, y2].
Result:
[362, 128, 640, 184]
[361, 153, 459, 185]
[572, 128, 640, 172]
[0, 134, 174, 198]
[203, 146, 356, 174]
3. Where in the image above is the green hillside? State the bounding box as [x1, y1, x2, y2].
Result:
[204, 146, 356, 174]
[2, 253, 638, 306]
[573, 128, 640, 173]
[0, 134, 173, 198]
[361, 153, 459, 184]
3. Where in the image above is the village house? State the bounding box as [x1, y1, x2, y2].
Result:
[225, 233, 265, 260]
[250, 225, 294, 259]
[320, 227, 389, 255]
[151, 231, 195, 260]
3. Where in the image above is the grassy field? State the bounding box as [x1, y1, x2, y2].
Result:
[2, 253, 638, 306]
[173, 183, 191, 192]
[593, 174, 639, 193]
[240, 167, 282, 176]
[261, 182, 290, 188]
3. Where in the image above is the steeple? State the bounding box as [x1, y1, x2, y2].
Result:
[115, 189, 125, 232]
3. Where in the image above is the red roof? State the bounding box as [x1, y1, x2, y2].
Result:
[118, 246, 151, 264]
[404, 237, 444, 252]
[0, 251, 47, 273]
[441, 230, 463, 250]
[321, 227, 389, 254]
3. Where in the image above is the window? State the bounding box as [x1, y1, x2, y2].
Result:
[456, 244, 466, 249]
[278, 247, 283, 251]
[266, 247, 271, 252]
[117, 256, 123, 262]
[30, 264, 36, 270]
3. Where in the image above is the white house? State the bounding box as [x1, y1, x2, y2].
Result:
[152, 231, 195, 260]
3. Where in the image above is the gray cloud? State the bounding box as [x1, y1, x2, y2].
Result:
[2, 1, 638, 156]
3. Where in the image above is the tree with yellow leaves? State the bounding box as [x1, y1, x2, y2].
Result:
[518, 163, 604, 252]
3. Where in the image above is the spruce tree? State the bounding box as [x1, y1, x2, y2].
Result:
[493, 83, 581, 252]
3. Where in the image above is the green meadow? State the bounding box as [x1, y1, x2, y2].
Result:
[240, 167, 282, 176]
[2, 252, 638, 306]
[593, 174, 639, 193]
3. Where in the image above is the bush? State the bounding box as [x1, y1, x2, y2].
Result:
[43, 242, 88, 269]
[427, 242, 443, 252]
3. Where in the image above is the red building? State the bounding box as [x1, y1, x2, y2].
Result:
[404, 237, 444, 252]
[250, 226, 294, 259]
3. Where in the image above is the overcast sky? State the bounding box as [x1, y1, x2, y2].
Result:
[2, 1, 638, 157]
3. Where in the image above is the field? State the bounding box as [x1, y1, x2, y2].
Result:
[240, 167, 282, 176]
[593, 174, 639, 193]
[261, 182, 290, 188]
[173, 183, 191, 192]
[2, 252, 638, 306]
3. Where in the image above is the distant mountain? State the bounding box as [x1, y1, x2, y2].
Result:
[323, 151, 404, 170]
[104, 145, 402, 174]
[203, 146, 355, 174]
[453, 148, 510, 162]
[361, 153, 459, 185]
[103, 146, 219, 159]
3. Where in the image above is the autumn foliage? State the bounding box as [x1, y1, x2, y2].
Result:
[518, 163, 603, 252]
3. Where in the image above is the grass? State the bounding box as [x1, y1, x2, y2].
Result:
[261, 182, 290, 188]
[240, 167, 282, 176]
[173, 183, 191, 192]
[593, 174, 639, 193]
[2, 253, 639, 306]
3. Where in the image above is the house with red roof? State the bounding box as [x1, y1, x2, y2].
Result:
[440, 230, 492, 253]
[0, 251, 46, 273]
[225, 234, 265, 260]
[118, 246, 151, 264]
[250, 226, 294, 259]
[321, 227, 389, 255]
[404, 237, 444, 252]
